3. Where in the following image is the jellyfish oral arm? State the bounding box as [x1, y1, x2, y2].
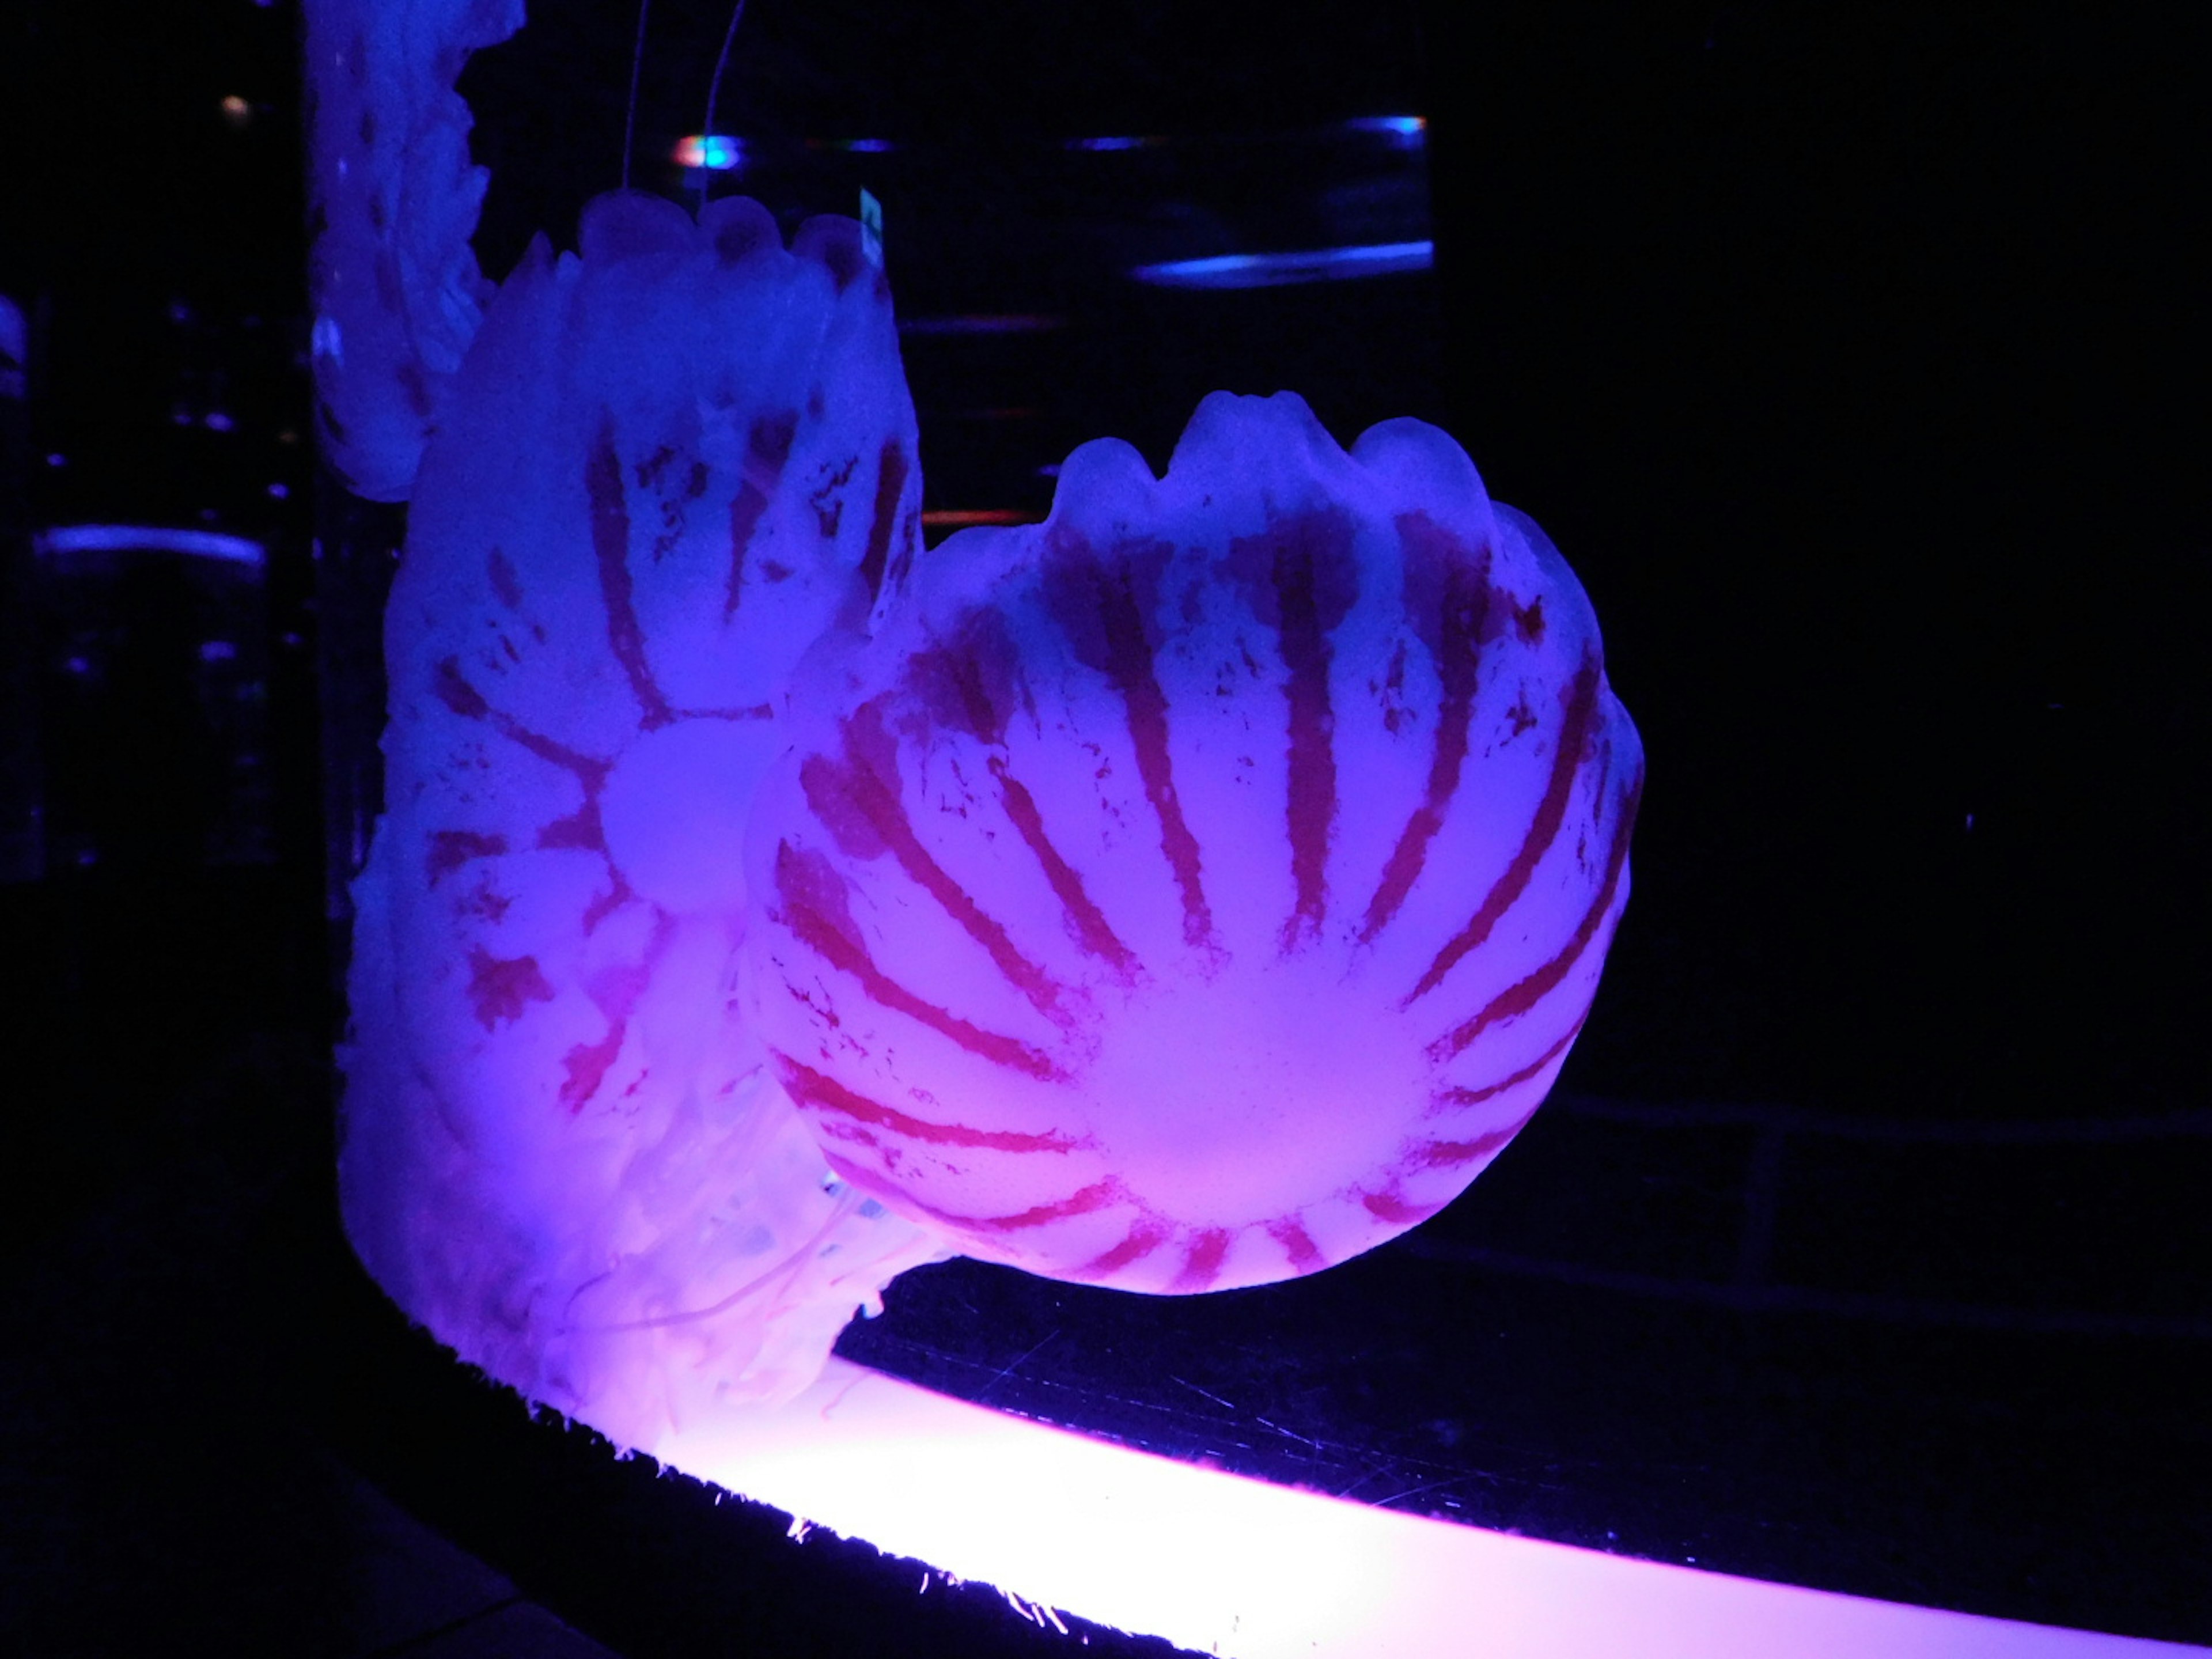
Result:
[666, 1359, 2180, 1659]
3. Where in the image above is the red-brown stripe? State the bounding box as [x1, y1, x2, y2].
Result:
[1407, 1107, 1540, 1170]
[1360, 521, 1489, 942]
[1405, 655, 1604, 1006]
[843, 1175, 1122, 1239]
[580, 878, 628, 935]
[1272, 520, 1341, 948]
[559, 1022, 625, 1112]
[433, 656, 490, 719]
[536, 798, 604, 853]
[961, 1179, 1120, 1232]
[857, 438, 908, 602]
[1168, 1228, 1233, 1291]
[905, 628, 1014, 746]
[433, 657, 611, 782]
[1079, 1218, 1171, 1279]
[465, 948, 554, 1030]
[1358, 1187, 1442, 1225]
[586, 422, 673, 729]
[427, 828, 505, 884]
[779, 1056, 1082, 1153]
[487, 547, 524, 609]
[724, 409, 798, 618]
[490, 710, 610, 786]
[775, 842, 1065, 1080]
[1266, 1217, 1326, 1273]
[558, 921, 664, 1110]
[1085, 553, 1213, 948]
[1430, 1016, 1586, 1113]
[1430, 774, 1641, 1062]
[992, 756, 1139, 975]
[826, 704, 1072, 1020]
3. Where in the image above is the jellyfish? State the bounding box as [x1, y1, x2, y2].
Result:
[339, 188, 940, 1447]
[317, 6, 1640, 1452]
[743, 391, 1642, 1294]
[302, 0, 520, 500]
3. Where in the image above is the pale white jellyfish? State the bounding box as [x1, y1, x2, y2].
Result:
[340, 189, 941, 1449]
[302, 0, 520, 499]
[743, 392, 1642, 1294]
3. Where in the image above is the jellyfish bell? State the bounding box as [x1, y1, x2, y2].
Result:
[744, 391, 1643, 1296]
[340, 188, 937, 1446]
[303, 0, 524, 501]
[321, 1, 1642, 1430]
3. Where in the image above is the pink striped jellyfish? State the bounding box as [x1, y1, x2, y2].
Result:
[744, 391, 1643, 1296]
[340, 191, 943, 1445]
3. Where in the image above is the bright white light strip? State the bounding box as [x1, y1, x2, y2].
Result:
[1130, 240, 1434, 290]
[658, 1358, 2200, 1659]
[35, 524, 265, 565]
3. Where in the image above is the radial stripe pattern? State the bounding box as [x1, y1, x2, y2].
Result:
[339, 192, 944, 1444]
[744, 391, 1643, 1294]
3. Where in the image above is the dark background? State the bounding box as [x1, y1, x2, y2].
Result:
[1, 2, 2205, 1654]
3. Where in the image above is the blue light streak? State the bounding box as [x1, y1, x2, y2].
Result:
[35, 525, 266, 566]
[1129, 241, 1434, 290]
[1344, 114, 1427, 143]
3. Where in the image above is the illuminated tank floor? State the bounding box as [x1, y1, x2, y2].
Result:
[0, 870, 2204, 1654]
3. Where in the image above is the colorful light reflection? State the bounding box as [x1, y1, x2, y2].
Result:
[672, 133, 743, 171]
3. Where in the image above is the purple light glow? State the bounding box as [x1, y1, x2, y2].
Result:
[340, 234, 1638, 1430]
[304, 24, 2176, 1653]
[339, 190, 940, 1449]
[335, 190, 1635, 1449]
[660, 1359, 2188, 1659]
